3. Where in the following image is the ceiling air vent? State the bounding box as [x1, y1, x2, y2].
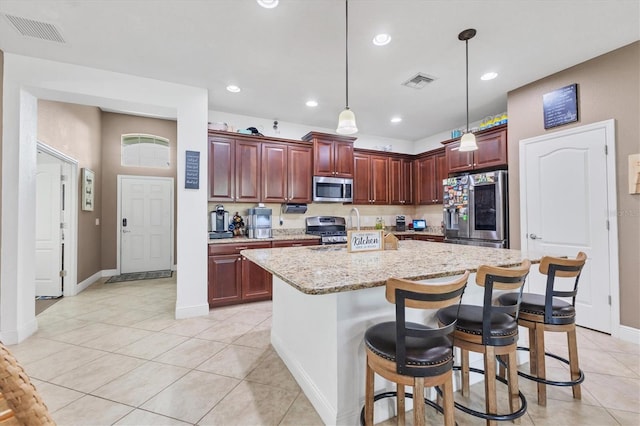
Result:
[4, 14, 65, 43]
[402, 73, 436, 89]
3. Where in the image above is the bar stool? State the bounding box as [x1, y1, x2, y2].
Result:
[362, 272, 469, 426]
[497, 252, 587, 406]
[436, 260, 531, 426]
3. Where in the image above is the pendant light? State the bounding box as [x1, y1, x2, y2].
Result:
[458, 28, 478, 152]
[336, 0, 358, 134]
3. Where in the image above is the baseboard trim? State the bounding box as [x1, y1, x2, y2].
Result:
[175, 303, 208, 319]
[74, 270, 105, 295]
[617, 325, 640, 344]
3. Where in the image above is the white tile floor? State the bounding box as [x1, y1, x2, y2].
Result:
[9, 274, 640, 425]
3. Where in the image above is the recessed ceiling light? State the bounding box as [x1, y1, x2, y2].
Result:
[390, 117, 402, 123]
[306, 100, 318, 107]
[226, 85, 241, 93]
[481, 72, 498, 81]
[373, 33, 391, 46]
[257, 0, 279, 8]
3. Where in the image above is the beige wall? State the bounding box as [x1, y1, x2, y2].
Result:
[507, 41, 640, 328]
[100, 112, 177, 269]
[38, 100, 103, 282]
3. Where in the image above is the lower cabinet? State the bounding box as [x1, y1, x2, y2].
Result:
[208, 239, 320, 308]
[208, 241, 272, 308]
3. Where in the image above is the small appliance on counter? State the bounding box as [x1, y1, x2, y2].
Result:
[209, 204, 233, 239]
[412, 219, 426, 232]
[247, 207, 272, 239]
[395, 215, 406, 231]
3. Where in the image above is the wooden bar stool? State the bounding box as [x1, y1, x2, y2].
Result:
[362, 272, 469, 426]
[436, 260, 531, 426]
[497, 252, 587, 406]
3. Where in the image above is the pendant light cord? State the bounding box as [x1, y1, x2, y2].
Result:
[345, 0, 349, 110]
[465, 38, 469, 133]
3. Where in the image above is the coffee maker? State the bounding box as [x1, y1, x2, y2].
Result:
[209, 204, 233, 239]
[395, 215, 406, 231]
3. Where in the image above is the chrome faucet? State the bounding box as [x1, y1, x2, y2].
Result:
[349, 207, 361, 231]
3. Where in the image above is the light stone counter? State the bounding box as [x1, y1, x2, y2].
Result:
[242, 240, 541, 425]
[241, 240, 535, 295]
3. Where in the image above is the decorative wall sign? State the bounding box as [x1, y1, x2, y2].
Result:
[185, 150, 200, 189]
[543, 83, 579, 129]
[347, 230, 384, 253]
[81, 168, 95, 211]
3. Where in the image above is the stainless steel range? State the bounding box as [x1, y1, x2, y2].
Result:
[305, 216, 348, 245]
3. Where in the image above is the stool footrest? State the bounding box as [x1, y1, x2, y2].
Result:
[448, 365, 528, 422]
[505, 346, 585, 387]
[359, 390, 444, 426]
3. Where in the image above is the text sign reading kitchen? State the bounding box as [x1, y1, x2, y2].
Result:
[347, 230, 383, 253]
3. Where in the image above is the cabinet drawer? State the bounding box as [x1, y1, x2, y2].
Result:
[272, 239, 320, 248]
[209, 241, 272, 256]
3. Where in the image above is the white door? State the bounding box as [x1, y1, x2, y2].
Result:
[520, 121, 616, 333]
[120, 176, 173, 273]
[35, 161, 63, 297]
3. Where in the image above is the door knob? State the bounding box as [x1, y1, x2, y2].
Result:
[529, 233, 541, 240]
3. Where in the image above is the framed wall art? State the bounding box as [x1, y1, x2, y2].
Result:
[82, 168, 95, 211]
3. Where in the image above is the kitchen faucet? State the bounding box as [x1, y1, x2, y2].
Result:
[349, 207, 360, 230]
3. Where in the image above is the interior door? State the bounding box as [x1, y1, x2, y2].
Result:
[35, 161, 62, 297]
[521, 123, 613, 333]
[121, 176, 173, 274]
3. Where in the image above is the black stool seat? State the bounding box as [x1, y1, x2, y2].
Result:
[437, 305, 517, 342]
[365, 322, 453, 369]
[498, 293, 575, 321]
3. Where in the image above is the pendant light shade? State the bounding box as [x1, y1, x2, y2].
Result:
[458, 28, 478, 152]
[336, 0, 358, 134]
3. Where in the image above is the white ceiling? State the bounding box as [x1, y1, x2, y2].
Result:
[0, 0, 638, 142]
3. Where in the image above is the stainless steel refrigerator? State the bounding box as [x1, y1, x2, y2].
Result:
[443, 170, 509, 248]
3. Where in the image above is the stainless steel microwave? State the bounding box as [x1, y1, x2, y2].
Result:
[313, 176, 353, 203]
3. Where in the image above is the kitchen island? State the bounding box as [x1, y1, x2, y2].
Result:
[242, 240, 539, 425]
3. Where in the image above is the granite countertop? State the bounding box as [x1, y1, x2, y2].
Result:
[241, 240, 540, 295]
[208, 233, 320, 244]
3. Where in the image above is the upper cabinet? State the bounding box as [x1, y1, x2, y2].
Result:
[208, 131, 311, 203]
[262, 142, 312, 203]
[302, 132, 356, 178]
[415, 148, 446, 205]
[445, 125, 508, 174]
[353, 153, 389, 205]
[389, 157, 413, 205]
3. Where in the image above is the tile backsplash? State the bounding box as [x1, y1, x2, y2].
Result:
[208, 202, 444, 233]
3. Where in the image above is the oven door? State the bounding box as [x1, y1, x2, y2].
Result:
[469, 171, 507, 242]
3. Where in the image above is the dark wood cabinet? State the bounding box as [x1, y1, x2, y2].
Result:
[415, 148, 446, 205]
[396, 234, 444, 242]
[271, 239, 320, 248]
[445, 126, 508, 174]
[208, 241, 272, 307]
[262, 143, 312, 203]
[208, 136, 261, 202]
[353, 153, 389, 205]
[389, 157, 413, 205]
[302, 132, 356, 178]
[208, 136, 235, 201]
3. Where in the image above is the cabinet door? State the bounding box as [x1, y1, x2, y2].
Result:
[334, 141, 354, 178]
[313, 139, 334, 177]
[402, 158, 414, 205]
[241, 257, 272, 301]
[262, 143, 287, 202]
[208, 254, 242, 307]
[353, 153, 371, 204]
[389, 158, 402, 205]
[235, 140, 261, 202]
[370, 155, 389, 205]
[434, 150, 447, 203]
[445, 142, 474, 173]
[287, 145, 313, 203]
[415, 155, 437, 204]
[475, 129, 508, 170]
[208, 137, 235, 201]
